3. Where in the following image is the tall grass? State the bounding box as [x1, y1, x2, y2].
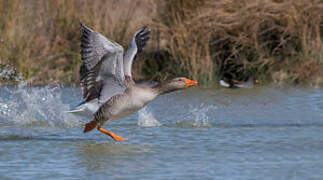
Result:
[0, 0, 154, 85]
[155, 0, 323, 86]
[0, 0, 322, 86]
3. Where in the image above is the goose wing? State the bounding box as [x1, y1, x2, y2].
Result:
[80, 23, 126, 104]
[123, 26, 150, 77]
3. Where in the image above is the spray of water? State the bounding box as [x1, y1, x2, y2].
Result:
[0, 61, 82, 130]
[0, 84, 81, 128]
[137, 107, 161, 127]
[177, 103, 217, 128]
[0, 60, 23, 84]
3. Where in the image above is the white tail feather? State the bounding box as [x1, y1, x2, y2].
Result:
[66, 99, 100, 119]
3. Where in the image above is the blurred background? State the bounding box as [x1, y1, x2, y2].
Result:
[0, 0, 322, 86]
[1, 1, 323, 179]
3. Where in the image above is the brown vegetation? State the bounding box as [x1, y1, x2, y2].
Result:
[0, 0, 322, 86]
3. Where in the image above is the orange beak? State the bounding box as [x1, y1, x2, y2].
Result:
[185, 78, 198, 87]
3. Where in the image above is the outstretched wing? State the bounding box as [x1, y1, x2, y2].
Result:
[80, 23, 126, 104]
[123, 26, 150, 77]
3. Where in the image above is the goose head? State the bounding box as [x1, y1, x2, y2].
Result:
[168, 77, 198, 88]
[154, 77, 198, 94]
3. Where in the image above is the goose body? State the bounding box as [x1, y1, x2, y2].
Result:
[69, 24, 197, 141]
[98, 85, 158, 121]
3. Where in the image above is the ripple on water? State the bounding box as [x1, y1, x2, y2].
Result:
[1, 86, 323, 179]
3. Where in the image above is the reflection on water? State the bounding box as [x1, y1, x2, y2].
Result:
[77, 142, 150, 164]
[77, 142, 150, 157]
[73, 141, 155, 178]
[0, 86, 323, 179]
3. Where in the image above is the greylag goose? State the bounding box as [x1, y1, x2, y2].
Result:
[69, 24, 197, 141]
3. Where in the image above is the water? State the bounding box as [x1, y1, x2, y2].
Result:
[0, 85, 323, 179]
[137, 107, 161, 127]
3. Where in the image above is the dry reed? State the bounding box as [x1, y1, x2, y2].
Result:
[0, 0, 322, 86]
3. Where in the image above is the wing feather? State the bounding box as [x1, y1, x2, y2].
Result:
[123, 26, 150, 77]
[79, 23, 126, 103]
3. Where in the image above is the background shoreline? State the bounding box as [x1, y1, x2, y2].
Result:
[0, 0, 322, 87]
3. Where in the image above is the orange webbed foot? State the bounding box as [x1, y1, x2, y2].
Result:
[97, 126, 126, 141]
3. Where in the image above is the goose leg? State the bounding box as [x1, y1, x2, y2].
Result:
[97, 126, 126, 141]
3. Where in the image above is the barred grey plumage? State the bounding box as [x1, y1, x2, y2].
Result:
[80, 23, 126, 104]
[69, 24, 151, 118]
[68, 23, 197, 141]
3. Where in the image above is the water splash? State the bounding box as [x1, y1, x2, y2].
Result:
[137, 107, 161, 127]
[0, 60, 23, 84]
[190, 103, 216, 127]
[0, 85, 81, 128]
[177, 103, 217, 128]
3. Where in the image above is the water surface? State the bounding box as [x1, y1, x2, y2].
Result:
[0, 85, 323, 179]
